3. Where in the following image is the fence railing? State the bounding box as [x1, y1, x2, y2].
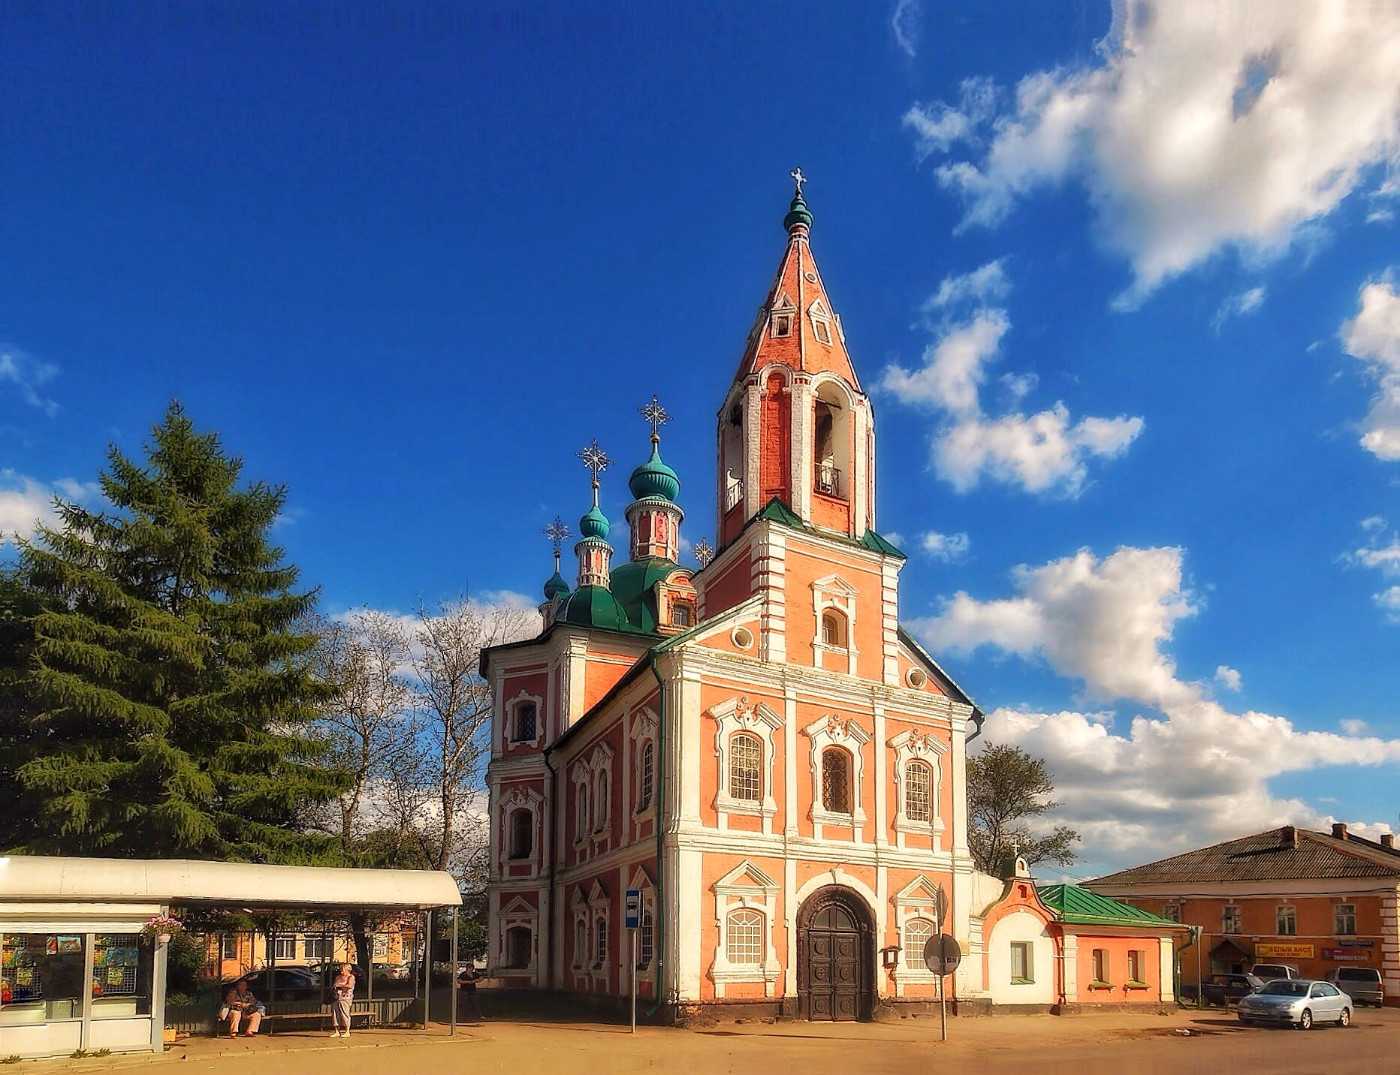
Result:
[166, 996, 416, 1035]
[815, 463, 842, 497]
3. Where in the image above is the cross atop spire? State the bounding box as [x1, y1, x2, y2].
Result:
[790, 166, 807, 195]
[578, 439, 611, 506]
[640, 394, 670, 443]
[544, 516, 570, 567]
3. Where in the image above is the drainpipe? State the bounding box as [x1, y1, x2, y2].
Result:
[644, 652, 667, 1020]
[543, 747, 559, 992]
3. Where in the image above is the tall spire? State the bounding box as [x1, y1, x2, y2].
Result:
[626, 395, 684, 563]
[542, 516, 571, 602]
[574, 440, 614, 588]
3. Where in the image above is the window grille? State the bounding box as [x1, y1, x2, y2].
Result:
[639, 903, 655, 968]
[729, 733, 762, 801]
[726, 909, 763, 966]
[514, 702, 537, 742]
[905, 761, 933, 822]
[595, 918, 608, 967]
[638, 742, 654, 810]
[821, 748, 851, 814]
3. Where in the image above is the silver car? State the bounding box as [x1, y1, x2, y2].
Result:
[1237, 978, 1353, 1029]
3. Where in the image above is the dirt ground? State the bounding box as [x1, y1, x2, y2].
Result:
[40, 1004, 1400, 1075]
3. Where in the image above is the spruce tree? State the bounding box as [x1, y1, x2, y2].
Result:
[16, 402, 347, 862]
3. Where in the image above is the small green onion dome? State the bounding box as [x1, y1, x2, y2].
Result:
[628, 441, 681, 502]
[554, 584, 632, 632]
[579, 503, 610, 540]
[543, 570, 570, 601]
[784, 191, 813, 232]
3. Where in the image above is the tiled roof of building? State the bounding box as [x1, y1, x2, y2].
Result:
[1038, 884, 1185, 929]
[1088, 826, 1400, 887]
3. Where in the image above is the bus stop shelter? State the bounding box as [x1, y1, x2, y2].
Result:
[0, 855, 462, 1061]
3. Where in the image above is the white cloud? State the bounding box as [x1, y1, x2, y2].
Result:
[919, 530, 970, 562]
[890, 0, 921, 60]
[1212, 285, 1267, 330]
[1345, 515, 1400, 623]
[913, 540, 1400, 870]
[1215, 665, 1242, 692]
[0, 470, 101, 544]
[922, 259, 1011, 313]
[879, 303, 1144, 497]
[0, 348, 61, 417]
[908, 2, 1400, 306]
[1341, 718, 1370, 736]
[1377, 585, 1400, 624]
[1340, 275, 1400, 461]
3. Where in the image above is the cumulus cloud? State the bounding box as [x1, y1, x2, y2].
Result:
[0, 470, 101, 544]
[1340, 275, 1400, 461]
[0, 348, 61, 417]
[1214, 665, 1242, 692]
[919, 530, 970, 562]
[912, 540, 1400, 870]
[1212, 285, 1267, 330]
[879, 296, 1144, 497]
[907, 1, 1400, 306]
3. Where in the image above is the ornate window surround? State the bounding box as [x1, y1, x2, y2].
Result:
[588, 879, 610, 987]
[587, 743, 615, 848]
[629, 708, 659, 820]
[893, 876, 944, 992]
[711, 696, 782, 833]
[628, 865, 657, 986]
[889, 729, 948, 846]
[770, 291, 796, 338]
[571, 767, 591, 851]
[808, 298, 834, 346]
[804, 713, 870, 837]
[709, 860, 781, 997]
[499, 785, 544, 878]
[496, 895, 538, 977]
[570, 888, 589, 974]
[810, 574, 858, 675]
[504, 688, 544, 751]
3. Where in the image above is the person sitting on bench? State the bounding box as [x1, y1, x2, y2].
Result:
[220, 979, 264, 1037]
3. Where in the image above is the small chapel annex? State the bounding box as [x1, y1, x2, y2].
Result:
[480, 176, 1178, 1021]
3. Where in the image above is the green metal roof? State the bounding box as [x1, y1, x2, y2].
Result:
[628, 441, 681, 502]
[553, 584, 647, 634]
[753, 497, 907, 561]
[609, 557, 683, 634]
[1037, 883, 1184, 929]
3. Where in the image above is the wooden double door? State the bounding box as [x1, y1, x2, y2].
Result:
[798, 889, 872, 1021]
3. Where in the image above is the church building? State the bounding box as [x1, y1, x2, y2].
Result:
[482, 175, 1012, 1020]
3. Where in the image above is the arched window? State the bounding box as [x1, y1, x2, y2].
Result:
[594, 917, 608, 967]
[513, 701, 537, 743]
[903, 917, 933, 972]
[576, 782, 589, 839]
[573, 917, 587, 968]
[594, 770, 610, 830]
[638, 900, 655, 967]
[905, 761, 933, 823]
[637, 741, 654, 811]
[821, 747, 851, 814]
[813, 382, 850, 499]
[729, 732, 762, 801]
[509, 808, 533, 859]
[820, 610, 847, 648]
[506, 925, 532, 968]
[726, 909, 764, 966]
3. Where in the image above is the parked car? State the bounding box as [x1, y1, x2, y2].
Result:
[1201, 973, 1264, 1006]
[1250, 963, 1301, 981]
[307, 962, 366, 989]
[1328, 966, 1384, 1007]
[373, 962, 410, 981]
[220, 967, 322, 1002]
[1237, 978, 1353, 1029]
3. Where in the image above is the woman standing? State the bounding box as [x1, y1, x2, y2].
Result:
[330, 963, 355, 1038]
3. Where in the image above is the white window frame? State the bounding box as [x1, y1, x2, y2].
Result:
[1276, 904, 1296, 936]
[628, 865, 658, 986]
[892, 875, 943, 993]
[804, 713, 869, 837]
[496, 895, 539, 979]
[572, 769, 591, 847]
[710, 860, 781, 997]
[809, 299, 833, 346]
[770, 293, 796, 339]
[810, 574, 858, 674]
[629, 708, 658, 820]
[221, 934, 238, 960]
[711, 696, 782, 833]
[504, 689, 544, 751]
[587, 743, 614, 845]
[1010, 940, 1035, 984]
[1335, 903, 1357, 936]
[889, 729, 947, 846]
[570, 889, 590, 973]
[587, 880, 610, 985]
[1222, 905, 1241, 934]
[272, 934, 296, 961]
[499, 785, 545, 879]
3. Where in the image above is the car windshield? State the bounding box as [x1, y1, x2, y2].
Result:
[1259, 981, 1308, 996]
[1338, 969, 1380, 981]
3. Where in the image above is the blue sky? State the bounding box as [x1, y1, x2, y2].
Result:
[3, 2, 1398, 874]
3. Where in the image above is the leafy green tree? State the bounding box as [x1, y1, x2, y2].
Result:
[15, 402, 347, 861]
[967, 743, 1080, 876]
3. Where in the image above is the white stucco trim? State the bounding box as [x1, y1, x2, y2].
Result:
[710, 861, 782, 997]
[811, 573, 859, 675]
[889, 729, 948, 848]
[804, 713, 870, 838]
[503, 689, 545, 751]
[711, 696, 783, 834]
[499, 785, 545, 880]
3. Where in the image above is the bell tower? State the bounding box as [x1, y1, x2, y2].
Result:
[716, 170, 876, 547]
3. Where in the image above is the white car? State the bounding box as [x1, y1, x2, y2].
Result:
[1237, 979, 1353, 1030]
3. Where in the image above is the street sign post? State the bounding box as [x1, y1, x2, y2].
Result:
[625, 888, 641, 1034]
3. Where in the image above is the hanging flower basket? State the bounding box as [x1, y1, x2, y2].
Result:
[141, 914, 185, 945]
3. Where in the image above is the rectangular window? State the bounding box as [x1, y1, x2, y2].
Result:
[0, 933, 88, 1023]
[1335, 903, 1357, 935]
[91, 934, 151, 1018]
[813, 318, 832, 344]
[639, 903, 655, 968]
[773, 313, 791, 337]
[272, 935, 297, 960]
[1010, 941, 1034, 983]
[594, 917, 608, 968]
[305, 936, 334, 960]
[1127, 949, 1144, 985]
[1222, 906, 1241, 934]
[1276, 906, 1296, 935]
[221, 934, 238, 960]
[1092, 948, 1110, 985]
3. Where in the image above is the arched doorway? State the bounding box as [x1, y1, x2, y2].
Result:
[796, 885, 875, 1021]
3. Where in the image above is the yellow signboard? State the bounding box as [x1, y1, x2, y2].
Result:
[1256, 943, 1315, 959]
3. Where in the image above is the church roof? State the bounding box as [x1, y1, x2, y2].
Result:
[728, 180, 862, 391]
[553, 584, 643, 634]
[610, 557, 682, 634]
[1037, 884, 1185, 930]
[753, 497, 906, 560]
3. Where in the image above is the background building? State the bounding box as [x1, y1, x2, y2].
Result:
[1087, 824, 1400, 1004]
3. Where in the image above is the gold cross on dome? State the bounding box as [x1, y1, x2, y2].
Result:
[544, 516, 570, 553]
[790, 166, 807, 194]
[578, 440, 611, 484]
[694, 538, 714, 567]
[640, 395, 670, 438]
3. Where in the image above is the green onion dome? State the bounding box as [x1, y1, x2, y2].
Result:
[628, 441, 681, 503]
[543, 570, 570, 601]
[784, 190, 813, 232]
[579, 503, 610, 540]
[553, 584, 632, 632]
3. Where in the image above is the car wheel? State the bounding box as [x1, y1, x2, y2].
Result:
[1298, 1009, 1313, 1030]
[1339, 1007, 1351, 1028]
